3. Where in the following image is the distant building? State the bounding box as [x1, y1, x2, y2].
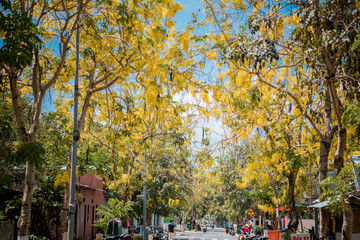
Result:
[75, 174, 106, 240]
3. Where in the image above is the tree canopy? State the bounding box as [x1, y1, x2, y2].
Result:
[1, 1, 360, 240]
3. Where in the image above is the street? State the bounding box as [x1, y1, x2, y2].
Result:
[175, 228, 238, 240]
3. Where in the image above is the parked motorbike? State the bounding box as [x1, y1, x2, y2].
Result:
[239, 232, 268, 240]
[202, 226, 207, 233]
[106, 233, 133, 240]
[133, 227, 142, 234]
[197, 224, 201, 231]
[119, 234, 133, 240]
[152, 229, 167, 240]
[106, 219, 131, 240]
[226, 227, 234, 235]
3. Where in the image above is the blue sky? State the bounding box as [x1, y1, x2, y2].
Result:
[173, 1, 226, 155]
[174, 0, 205, 31]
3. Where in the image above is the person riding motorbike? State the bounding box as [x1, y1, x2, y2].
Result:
[239, 224, 250, 240]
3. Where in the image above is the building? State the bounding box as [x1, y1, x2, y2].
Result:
[75, 174, 106, 240]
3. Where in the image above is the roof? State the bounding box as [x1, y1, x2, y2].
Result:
[77, 183, 105, 192]
[351, 155, 360, 190]
[308, 200, 329, 209]
[308, 191, 360, 209]
[350, 189, 360, 206]
[350, 189, 360, 197]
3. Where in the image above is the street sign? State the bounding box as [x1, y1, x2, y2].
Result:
[247, 208, 255, 215]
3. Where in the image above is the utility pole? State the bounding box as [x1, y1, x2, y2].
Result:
[143, 150, 147, 240]
[68, 0, 81, 239]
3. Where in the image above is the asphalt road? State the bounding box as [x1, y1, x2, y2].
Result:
[175, 228, 239, 240]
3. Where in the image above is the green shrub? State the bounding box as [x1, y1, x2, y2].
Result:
[282, 230, 295, 240]
[29, 234, 49, 240]
[96, 233, 105, 240]
[253, 225, 264, 236]
[134, 234, 143, 240]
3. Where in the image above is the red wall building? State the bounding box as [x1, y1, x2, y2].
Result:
[75, 174, 105, 240]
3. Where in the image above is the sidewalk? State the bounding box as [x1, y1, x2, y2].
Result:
[176, 229, 196, 236]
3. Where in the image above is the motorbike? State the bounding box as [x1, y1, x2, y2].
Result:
[239, 232, 268, 240]
[119, 234, 133, 240]
[106, 234, 133, 240]
[226, 227, 234, 235]
[197, 225, 201, 231]
[152, 229, 167, 240]
[133, 227, 142, 234]
[106, 219, 134, 240]
[202, 226, 207, 233]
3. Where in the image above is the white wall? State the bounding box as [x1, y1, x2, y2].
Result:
[284, 217, 315, 232]
[336, 232, 360, 240]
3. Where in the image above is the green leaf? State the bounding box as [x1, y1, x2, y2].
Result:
[13, 141, 45, 168]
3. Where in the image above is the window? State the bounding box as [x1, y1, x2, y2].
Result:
[87, 205, 91, 222]
[81, 205, 84, 223]
[95, 204, 100, 220]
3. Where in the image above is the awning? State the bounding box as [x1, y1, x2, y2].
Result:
[351, 155, 360, 190]
[308, 200, 329, 209]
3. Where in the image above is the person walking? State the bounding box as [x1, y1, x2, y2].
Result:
[167, 220, 176, 240]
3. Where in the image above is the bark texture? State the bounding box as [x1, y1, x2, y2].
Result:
[17, 163, 35, 240]
[287, 172, 299, 232]
[319, 89, 333, 240]
[9, 72, 37, 240]
[334, 128, 346, 175]
[60, 183, 70, 240]
[341, 203, 353, 240]
[319, 209, 330, 240]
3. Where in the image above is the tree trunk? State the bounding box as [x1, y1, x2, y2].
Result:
[17, 162, 36, 240]
[9, 72, 35, 240]
[341, 202, 352, 240]
[325, 46, 349, 240]
[319, 88, 333, 240]
[299, 212, 304, 232]
[319, 138, 331, 240]
[287, 172, 299, 232]
[9, 72, 37, 240]
[60, 183, 70, 240]
[267, 170, 281, 230]
[261, 212, 267, 229]
[146, 208, 153, 226]
[334, 128, 346, 175]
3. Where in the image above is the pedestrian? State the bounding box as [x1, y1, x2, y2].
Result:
[167, 220, 176, 240]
